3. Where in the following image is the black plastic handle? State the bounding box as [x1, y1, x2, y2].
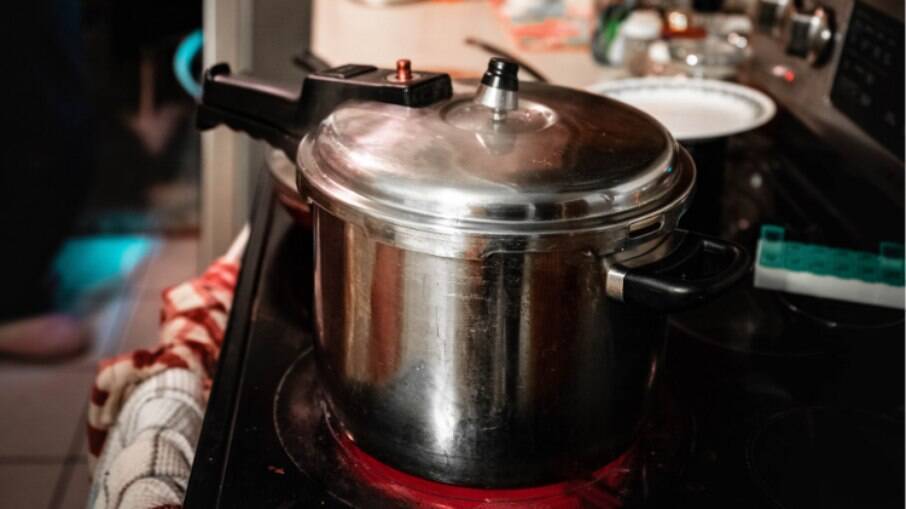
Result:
[197, 63, 304, 159]
[196, 61, 454, 161]
[614, 230, 750, 312]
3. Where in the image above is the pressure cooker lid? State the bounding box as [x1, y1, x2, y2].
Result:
[297, 59, 692, 233]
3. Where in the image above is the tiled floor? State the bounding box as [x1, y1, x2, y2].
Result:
[0, 236, 198, 509]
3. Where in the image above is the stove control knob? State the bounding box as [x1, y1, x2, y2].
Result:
[785, 5, 835, 66]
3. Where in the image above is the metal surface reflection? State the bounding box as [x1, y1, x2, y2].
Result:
[313, 208, 667, 487]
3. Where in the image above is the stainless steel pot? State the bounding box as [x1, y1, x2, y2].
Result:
[197, 58, 749, 487]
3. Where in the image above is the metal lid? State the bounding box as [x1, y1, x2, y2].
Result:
[297, 76, 691, 234]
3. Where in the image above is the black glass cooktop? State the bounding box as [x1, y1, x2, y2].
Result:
[185, 127, 904, 508]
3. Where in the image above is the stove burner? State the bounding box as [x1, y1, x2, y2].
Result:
[273, 347, 675, 508]
[776, 293, 904, 331]
[333, 423, 631, 508]
[669, 282, 837, 358]
[746, 407, 904, 509]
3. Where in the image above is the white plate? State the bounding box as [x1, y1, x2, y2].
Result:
[587, 77, 776, 142]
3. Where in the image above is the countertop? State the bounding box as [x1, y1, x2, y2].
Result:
[311, 0, 627, 89]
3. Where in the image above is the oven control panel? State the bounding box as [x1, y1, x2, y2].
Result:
[744, 0, 904, 204]
[829, 1, 904, 158]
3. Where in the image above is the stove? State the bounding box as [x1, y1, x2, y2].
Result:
[184, 115, 903, 508]
[185, 0, 904, 503]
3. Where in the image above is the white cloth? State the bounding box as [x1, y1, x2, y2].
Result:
[89, 369, 205, 509]
[87, 226, 249, 509]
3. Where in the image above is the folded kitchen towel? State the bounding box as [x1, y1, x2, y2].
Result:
[87, 226, 248, 509]
[89, 369, 204, 509]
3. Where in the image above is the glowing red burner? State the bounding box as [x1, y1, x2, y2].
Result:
[334, 432, 634, 508]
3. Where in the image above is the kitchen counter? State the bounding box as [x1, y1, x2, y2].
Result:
[312, 0, 627, 89]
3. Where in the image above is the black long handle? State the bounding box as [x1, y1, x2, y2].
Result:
[292, 49, 332, 74]
[609, 230, 750, 312]
[196, 63, 304, 159]
[196, 61, 455, 161]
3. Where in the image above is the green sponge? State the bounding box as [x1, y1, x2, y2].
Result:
[757, 225, 904, 287]
[754, 225, 904, 309]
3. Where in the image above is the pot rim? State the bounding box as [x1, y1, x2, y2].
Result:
[295, 146, 696, 260]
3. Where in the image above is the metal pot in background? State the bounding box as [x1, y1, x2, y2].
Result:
[268, 149, 312, 227]
[196, 58, 750, 487]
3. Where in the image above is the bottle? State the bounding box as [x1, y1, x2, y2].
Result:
[616, 10, 664, 74]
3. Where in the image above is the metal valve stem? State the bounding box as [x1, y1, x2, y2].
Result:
[473, 57, 520, 122]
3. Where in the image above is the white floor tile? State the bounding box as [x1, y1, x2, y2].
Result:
[0, 369, 92, 457]
[115, 296, 163, 355]
[0, 463, 65, 509]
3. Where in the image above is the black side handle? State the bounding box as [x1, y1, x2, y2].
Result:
[197, 63, 304, 158]
[608, 230, 750, 313]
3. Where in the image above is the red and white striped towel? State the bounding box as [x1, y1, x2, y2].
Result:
[87, 228, 247, 509]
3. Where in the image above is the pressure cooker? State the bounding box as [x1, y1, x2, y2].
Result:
[197, 58, 750, 487]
